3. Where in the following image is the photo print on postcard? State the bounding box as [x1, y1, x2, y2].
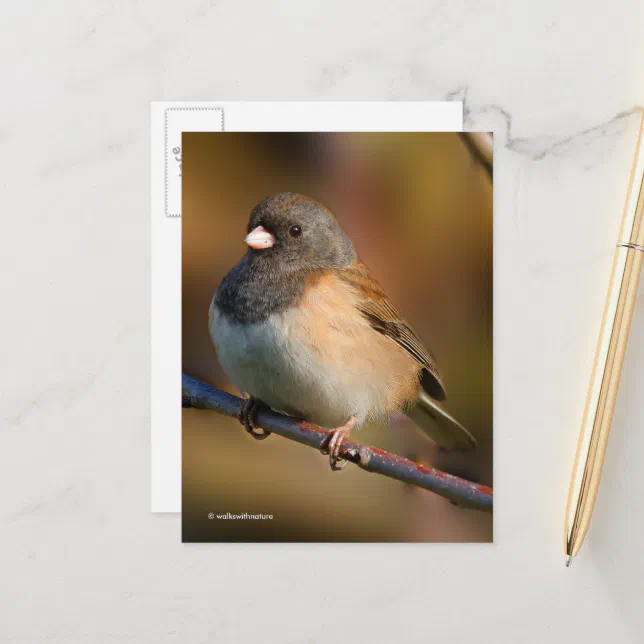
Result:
[182, 132, 493, 542]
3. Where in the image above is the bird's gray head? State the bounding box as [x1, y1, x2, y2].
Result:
[244, 193, 356, 273]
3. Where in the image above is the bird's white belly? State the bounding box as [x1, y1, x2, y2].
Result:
[209, 304, 392, 429]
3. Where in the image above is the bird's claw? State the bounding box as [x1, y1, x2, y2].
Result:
[238, 397, 271, 440]
[319, 417, 357, 471]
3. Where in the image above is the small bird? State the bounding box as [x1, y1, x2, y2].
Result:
[209, 193, 475, 470]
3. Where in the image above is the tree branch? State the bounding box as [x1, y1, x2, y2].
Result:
[459, 132, 493, 180]
[182, 374, 493, 513]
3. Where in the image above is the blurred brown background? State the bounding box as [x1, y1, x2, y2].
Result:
[182, 132, 492, 542]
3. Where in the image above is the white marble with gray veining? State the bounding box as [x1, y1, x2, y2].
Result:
[1, 1, 643, 642]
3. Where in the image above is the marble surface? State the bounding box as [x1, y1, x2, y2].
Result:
[2, 1, 644, 642]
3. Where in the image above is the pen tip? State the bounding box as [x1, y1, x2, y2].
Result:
[565, 555, 574, 568]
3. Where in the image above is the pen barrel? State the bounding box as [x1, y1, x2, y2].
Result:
[565, 116, 644, 558]
[565, 247, 643, 556]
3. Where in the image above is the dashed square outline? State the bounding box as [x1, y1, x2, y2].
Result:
[164, 107, 224, 217]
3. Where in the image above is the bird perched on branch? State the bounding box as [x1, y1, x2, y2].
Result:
[209, 193, 475, 470]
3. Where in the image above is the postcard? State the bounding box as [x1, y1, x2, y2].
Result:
[151, 102, 464, 512]
[181, 130, 493, 541]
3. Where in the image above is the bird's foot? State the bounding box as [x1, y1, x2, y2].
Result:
[319, 416, 357, 471]
[238, 396, 271, 440]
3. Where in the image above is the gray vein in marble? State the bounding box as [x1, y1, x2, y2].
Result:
[450, 85, 643, 161]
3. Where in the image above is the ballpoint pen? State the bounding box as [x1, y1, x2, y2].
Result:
[564, 115, 644, 567]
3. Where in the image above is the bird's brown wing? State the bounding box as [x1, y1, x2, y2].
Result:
[338, 261, 446, 401]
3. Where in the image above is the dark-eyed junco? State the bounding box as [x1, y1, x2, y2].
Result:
[209, 193, 475, 470]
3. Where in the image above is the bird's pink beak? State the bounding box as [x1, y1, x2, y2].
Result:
[244, 225, 275, 250]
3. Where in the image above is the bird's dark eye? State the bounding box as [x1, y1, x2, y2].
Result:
[289, 224, 302, 238]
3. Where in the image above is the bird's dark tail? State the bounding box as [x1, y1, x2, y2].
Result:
[406, 389, 476, 451]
